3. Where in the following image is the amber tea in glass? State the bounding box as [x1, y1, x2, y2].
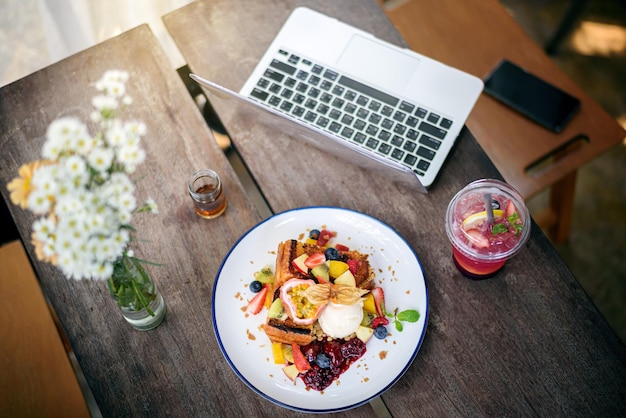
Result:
[188, 169, 227, 219]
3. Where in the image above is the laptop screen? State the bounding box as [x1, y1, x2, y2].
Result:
[190, 74, 427, 193]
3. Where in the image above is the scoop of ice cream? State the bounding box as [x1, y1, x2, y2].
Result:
[318, 300, 364, 339]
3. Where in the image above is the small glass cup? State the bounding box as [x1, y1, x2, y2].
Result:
[445, 179, 531, 279]
[188, 169, 227, 219]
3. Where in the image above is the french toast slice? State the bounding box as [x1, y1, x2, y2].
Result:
[263, 316, 315, 346]
[262, 240, 373, 346]
[274, 239, 373, 290]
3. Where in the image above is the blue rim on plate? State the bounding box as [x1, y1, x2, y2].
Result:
[212, 206, 429, 413]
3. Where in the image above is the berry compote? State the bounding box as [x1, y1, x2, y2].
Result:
[299, 338, 366, 391]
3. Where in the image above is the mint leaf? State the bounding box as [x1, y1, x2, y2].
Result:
[383, 305, 420, 332]
[492, 223, 508, 235]
[397, 309, 420, 323]
[507, 212, 519, 224]
[507, 212, 523, 236]
[394, 320, 403, 332]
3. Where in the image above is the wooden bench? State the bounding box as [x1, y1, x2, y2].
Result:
[0, 241, 90, 417]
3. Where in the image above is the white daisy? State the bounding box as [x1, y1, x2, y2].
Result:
[96, 237, 119, 263]
[10, 70, 159, 282]
[91, 262, 114, 281]
[116, 209, 132, 225]
[55, 195, 85, 217]
[41, 135, 64, 160]
[117, 144, 145, 170]
[30, 165, 58, 198]
[87, 147, 114, 172]
[112, 192, 137, 213]
[32, 216, 56, 242]
[57, 251, 78, 279]
[92, 94, 119, 112]
[27, 189, 51, 215]
[63, 154, 87, 178]
[124, 120, 146, 138]
[145, 198, 158, 214]
[105, 121, 126, 148]
[71, 131, 95, 156]
[109, 172, 134, 194]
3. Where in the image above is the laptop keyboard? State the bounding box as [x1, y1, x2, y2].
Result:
[247, 49, 453, 177]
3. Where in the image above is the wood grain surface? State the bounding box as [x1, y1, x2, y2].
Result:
[0, 24, 316, 417]
[0, 2, 624, 416]
[163, 0, 626, 416]
[382, 0, 626, 200]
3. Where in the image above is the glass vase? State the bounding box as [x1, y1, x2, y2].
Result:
[107, 255, 166, 331]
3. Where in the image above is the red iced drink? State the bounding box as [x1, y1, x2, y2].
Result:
[445, 179, 531, 279]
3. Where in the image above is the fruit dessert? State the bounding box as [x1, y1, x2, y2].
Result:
[245, 228, 419, 392]
[262, 237, 373, 346]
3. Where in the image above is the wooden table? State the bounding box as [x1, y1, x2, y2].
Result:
[162, 0, 626, 415]
[0, 3, 624, 417]
[0, 24, 275, 417]
[380, 0, 626, 243]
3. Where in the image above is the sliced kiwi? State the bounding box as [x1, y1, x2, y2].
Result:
[267, 298, 288, 320]
[282, 344, 294, 363]
[361, 311, 375, 327]
[254, 265, 275, 284]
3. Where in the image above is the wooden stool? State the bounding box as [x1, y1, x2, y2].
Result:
[380, 0, 626, 242]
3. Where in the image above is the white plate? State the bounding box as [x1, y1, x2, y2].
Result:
[212, 206, 429, 413]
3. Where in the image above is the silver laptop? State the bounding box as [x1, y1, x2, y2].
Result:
[195, 7, 483, 189]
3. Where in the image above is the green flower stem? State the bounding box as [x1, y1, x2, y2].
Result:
[109, 254, 158, 317]
[131, 277, 155, 316]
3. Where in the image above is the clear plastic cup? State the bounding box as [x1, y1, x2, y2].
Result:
[445, 179, 531, 279]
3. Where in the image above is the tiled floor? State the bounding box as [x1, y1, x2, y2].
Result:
[1, 3, 624, 409]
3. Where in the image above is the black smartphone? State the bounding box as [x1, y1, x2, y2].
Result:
[483, 59, 580, 133]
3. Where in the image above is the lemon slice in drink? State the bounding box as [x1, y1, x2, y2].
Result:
[462, 209, 504, 230]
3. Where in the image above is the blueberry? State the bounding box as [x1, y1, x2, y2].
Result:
[309, 229, 321, 240]
[491, 199, 501, 210]
[325, 247, 339, 260]
[249, 280, 263, 293]
[315, 353, 331, 369]
[374, 325, 388, 339]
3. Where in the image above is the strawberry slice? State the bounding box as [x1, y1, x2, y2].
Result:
[505, 200, 517, 217]
[291, 343, 311, 373]
[372, 316, 389, 329]
[347, 259, 359, 275]
[304, 252, 326, 268]
[246, 285, 269, 315]
[316, 229, 336, 246]
[335, 243, 350, 252]
[371, 287, 385, 318]
[464, 229, 490, 249]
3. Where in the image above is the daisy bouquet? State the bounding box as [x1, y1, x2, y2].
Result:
[6, 70, 160, 316]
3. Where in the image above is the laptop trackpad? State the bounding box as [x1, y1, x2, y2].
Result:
[336, 34, 419, 93]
